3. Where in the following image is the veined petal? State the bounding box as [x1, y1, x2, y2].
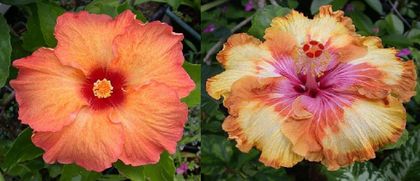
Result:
[269, 10, 310, 45]
[10, 48, 86, 132]
[32, 108, 123, 172]
[348, 37, 416, 102]
[207, 33, 275, 99]
[110, 81, 187, 166]
[111, 21, 194, 98]
[320, 96, 406, 170]
[55, 10, 137, 74]
[223, 76, 303, 168]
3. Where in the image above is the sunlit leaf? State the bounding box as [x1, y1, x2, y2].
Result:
[60, 164, 101, 181]
[182, 62, 201, 107]
[385, 14, 404, 35]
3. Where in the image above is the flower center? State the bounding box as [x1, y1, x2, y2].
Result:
[302, 40, 324, 58]
[92, 79, 113, 99]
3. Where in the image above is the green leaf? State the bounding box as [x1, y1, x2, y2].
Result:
[322, 162, 386, 181]
[0, 15, 11, 87]
[1, 128, 43, 171]
[407, 28, 420, 44]
[167, 0, 181, 10]
[22, 4, 47, 51]
[310, 0, 333, 14]
[114, 161, 145, 181]
[37, 0, 65, 47]
[385, 14, 404, 34]
[85, 0, 120, 17]
[381, 34, 412, 47]
[115, 152, 175, 181]
[182, 62, 200, 107]
[380, 128, 420, 181]
[364, 0, 384, 15]
[60, 164, 101, 181]
[247, 5, 290, 39]
[380, 130, 409, 151]
[349, 12, 373, 35]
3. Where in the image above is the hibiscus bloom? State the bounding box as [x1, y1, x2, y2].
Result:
[11, 10, 194, 171]
[206, 5, 416, 170]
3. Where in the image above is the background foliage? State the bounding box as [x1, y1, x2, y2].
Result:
[0, 0, 200, 180]
[201, 0, 420, 180]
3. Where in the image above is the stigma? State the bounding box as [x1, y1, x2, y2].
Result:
[302, 40, 324, 58]
[93, 78, 113, 99]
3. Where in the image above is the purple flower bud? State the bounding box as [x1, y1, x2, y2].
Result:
[397, 48, 411, 57]
[176, 163, 189, 174]
[203, 24, 216, 33]
[245, 0, 254, 12]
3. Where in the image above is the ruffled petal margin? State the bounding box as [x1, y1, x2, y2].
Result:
[223, 76, 303, 168]
[207, 33, 275, 100]
[320, 96, 406, 170]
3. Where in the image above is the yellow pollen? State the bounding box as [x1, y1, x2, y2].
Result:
[93, 79, 113, 99]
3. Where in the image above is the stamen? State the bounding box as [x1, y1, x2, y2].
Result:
[93, 79, 113, 99]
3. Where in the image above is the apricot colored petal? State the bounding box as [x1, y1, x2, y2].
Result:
[55, 10, 137, 74]
[348, 37, 416, 102]
[111, 21, 194, 98]
[269, 10, 310, 45]
[223, 76, 303, 168]
[207, 33, 275, 99]
[110, 81, 187, 166]
[32, 108, 123, 172]
[320, 96, 406, 170]
[10, 48, 86, 132]
[263, 30, 297, 59]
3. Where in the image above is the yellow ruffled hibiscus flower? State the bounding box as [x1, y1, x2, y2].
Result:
[206, 5, 416, 170]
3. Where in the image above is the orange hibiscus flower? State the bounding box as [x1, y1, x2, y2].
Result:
[11, 10, 195, 171]
[206, 5, 416, 170]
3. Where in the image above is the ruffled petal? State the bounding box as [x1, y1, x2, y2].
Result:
[109, 81, 187, 166]
[111, 21, 194, 98]
[207, 33, 275, 99]
[269, 10, 310, 45]
[32, 108, 123, 172]
[320, 96, 406, 170]
[348, 37, 416, 102]
[223, 76, 303, 168]
[55, 10, 137, 74]
[10, 48, 87, 132]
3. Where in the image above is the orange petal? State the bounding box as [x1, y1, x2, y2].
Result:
[348, 37, 417, 102]
[207, 33, 275, 100]
[263, 30, 297, 59]
[320, 96, 406, 170]
[109, 81, 187, 166]
[270, 10, 311, 45]
[55, 10, 137, 74]
[32, 108, 123, 172]
[111, 21, 194, 98]
[223, 76, 303, 168]
[10, 48, 87, 132]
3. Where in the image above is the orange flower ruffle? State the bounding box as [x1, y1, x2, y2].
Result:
[206, 5, 416, 170]
[11, 10, 194, 171]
